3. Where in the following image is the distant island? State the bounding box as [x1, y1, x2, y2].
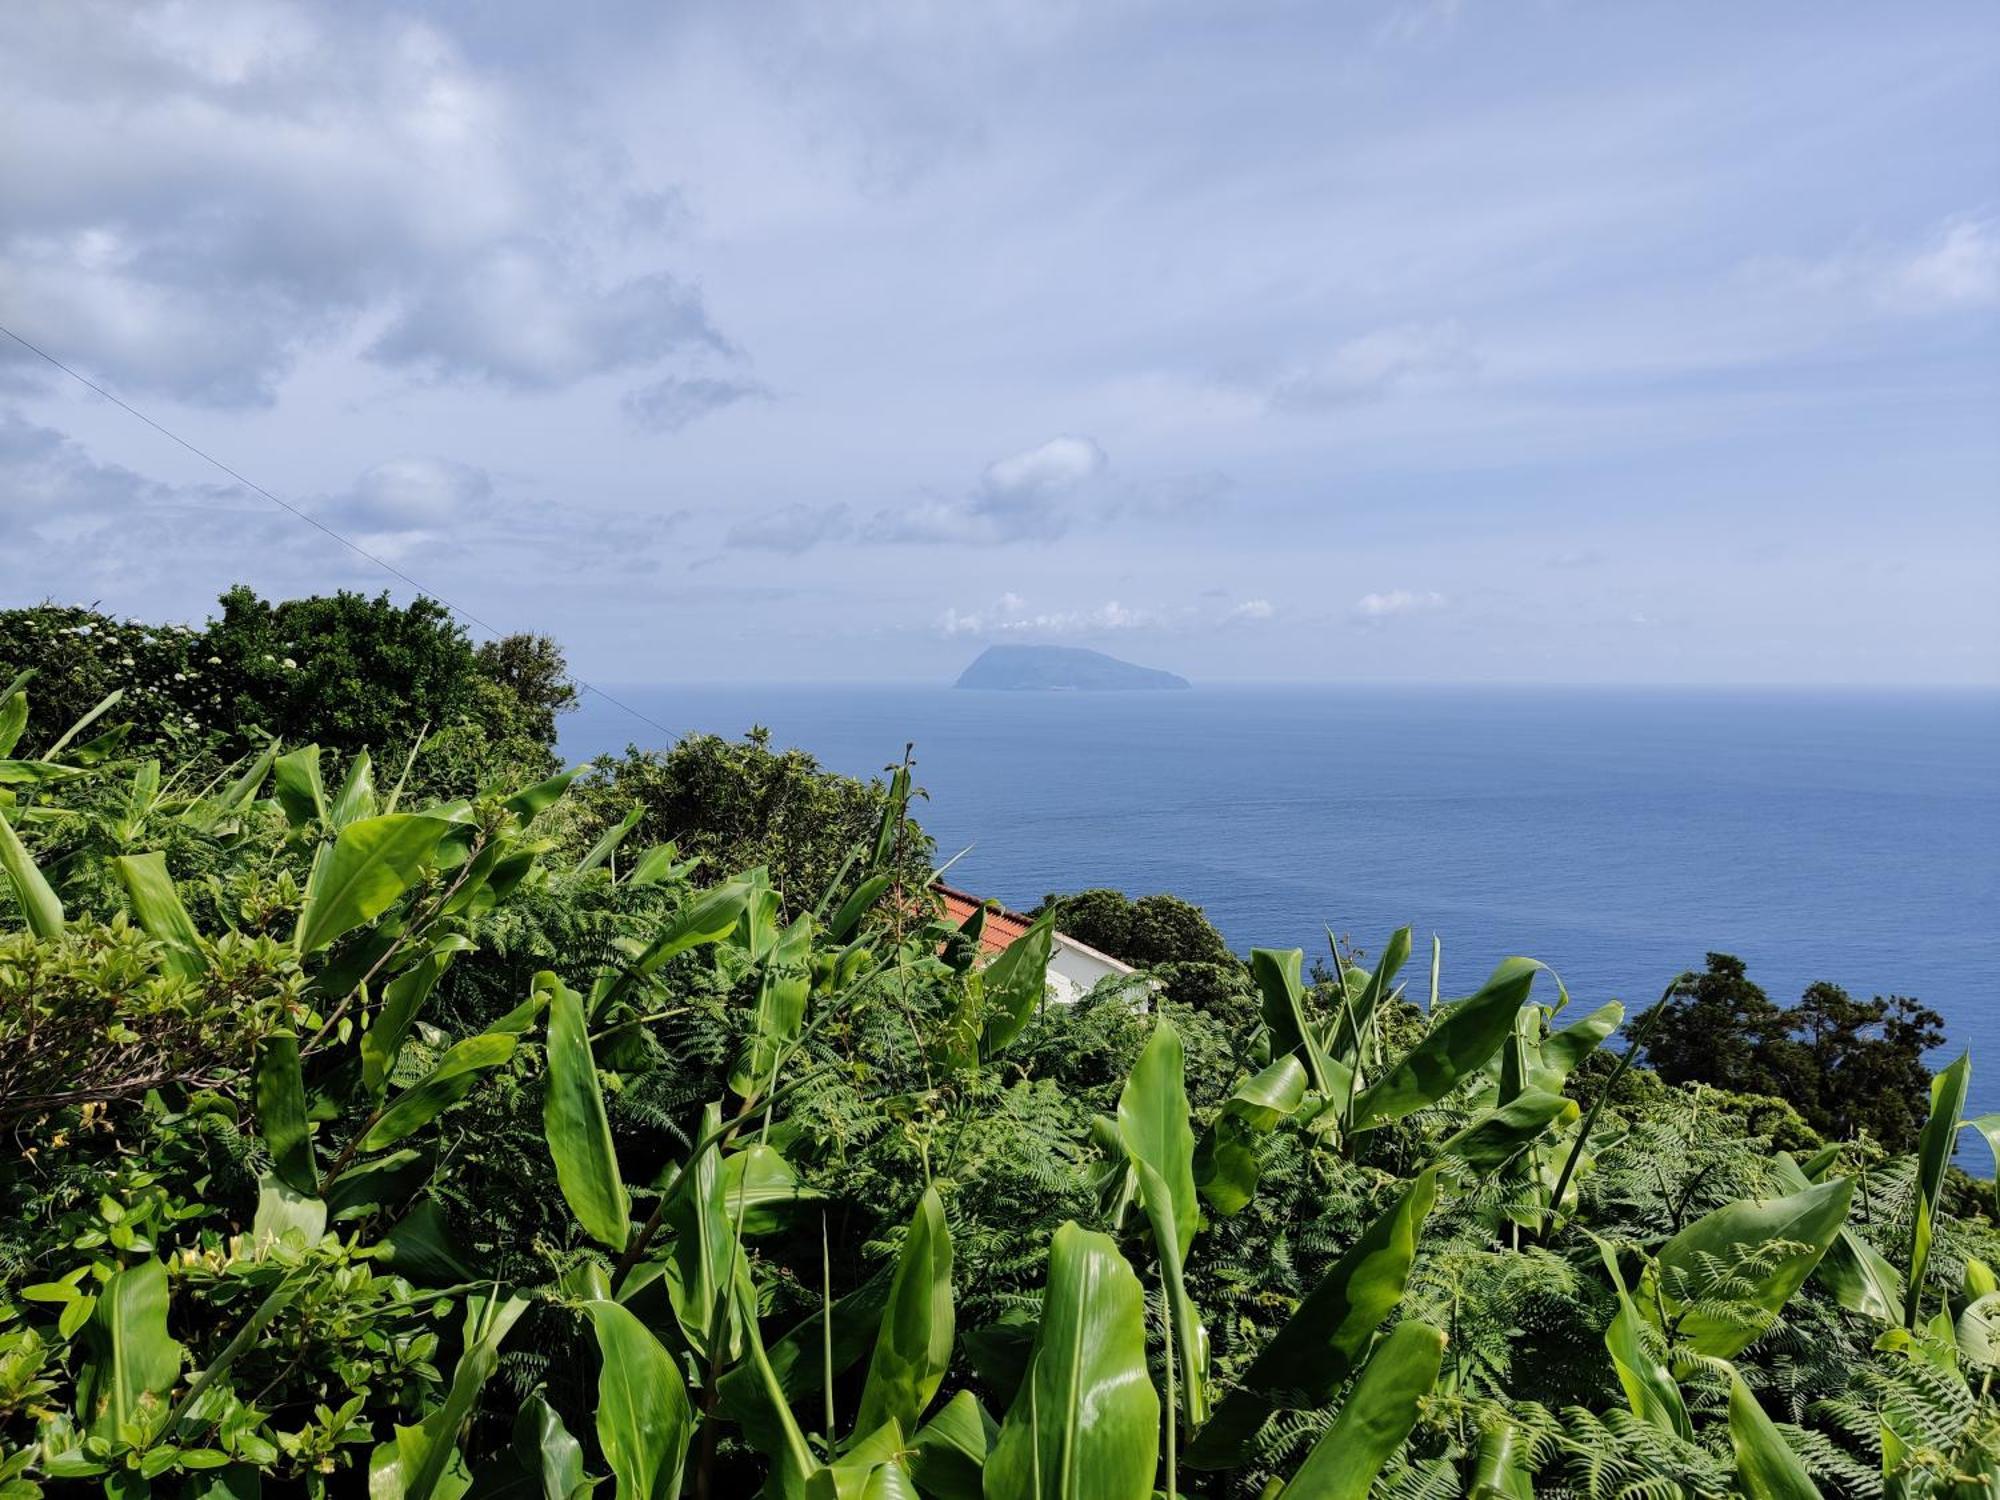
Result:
[954, 644, 1191, 691]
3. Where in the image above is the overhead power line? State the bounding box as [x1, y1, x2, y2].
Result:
[0, 319, 681, 747]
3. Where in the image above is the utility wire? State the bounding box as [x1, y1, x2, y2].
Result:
[0, 319, 681, 747]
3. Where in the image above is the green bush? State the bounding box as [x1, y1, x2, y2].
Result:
[3, 622, 1996, 1500]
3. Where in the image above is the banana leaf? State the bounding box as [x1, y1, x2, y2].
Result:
[1910, 1054, 1970, 1329]
[380, 1291, 529, 1500]
[1439, 1090, 1575, 1173]
[255, 1032, 317, 1196]
[114, 851, 203, 979]
[581, 1298, 696, 1500]
[908, 1391, 995, 1500]
[853, 1186, 955, 1441]
[1116, 1017, 1208, 1426]
[1652, 1176, 1854, 1358]
[77, 1258, 184, 1447]
[1728, 1371, 1824, 1500]
[360, 1030, 522, 1153]
[1594, 1234, 1691, 1441]
[1350, 958, 1550, 1130]
[328, 748, 377, 829]
[979, 910, 1057, 1056]
[1769, 1153, 1904, 1326]
[1251, 947, 1333, 1096]
[1274, 1320, 1445, 1499]
[984, 1222, 1159, 1500]
[0, 805, 63, 938]
[731, 913, 815, 1097]
[272, 745, 327, 830]
[1194, 1056, 1308, 1215]
[542, 971, 630, 1250]
[295, 812, 452, 954]
[1186, 1169, 1438, 1469]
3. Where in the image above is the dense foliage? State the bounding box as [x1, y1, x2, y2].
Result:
[1, 604, 1993, 1500]
[1647, 953, 1945, 1152]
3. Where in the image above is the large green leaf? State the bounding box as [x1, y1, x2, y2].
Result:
[512, 1393, 586, 1500]
[383, 1292, 530, 1500]
[1194, 1056, 1307, 1216]
[360, 1031, 521, 1153]
[542, 972, 630, 1251]
[853, 1186, 955, 1441]
[1653, 1177, 1855, 1357]
[271, 745, 327, 830]
[716, 1267, 895, 1427]
[1536, 1000, 1624, 1084]
[1330, 925, 1412, 1065]
[77, 1258, 185, 1447]
[1274, 1320, 1445, 1499]
[591, 878, 757, 1017]
[663, 1102, 745, 1364]
[214, 738, 281, 813]
[255, 1032, 317, 1196]
[830, 873, 896, 942]
[983, 1221, 1158, 1500]
[1116, 1018, 1208, 1426]
[1468, 1417, 1535, 1500]
[0, 805, 63, 938]
[0, 689, 25, 757]
[503, 768, 578, 820]
[114, 851, 202, 980]
[1770, 1153, 1904, 1326]
[979, 910, 1057, 1056]
[731, 913, 815, 1097]
[361, 943, 464, 1095]
[1350, 958, 1547, 1130]
[328, 748, 377, 829]
[717, 1144, 823, 1236]
[1186, 1170, 1437, 1469]
[1250, 947, 1332, 1095]
[581, 1299, 696, 1500]
[909, 1391, 995, 1500]
[1594, 1235, 1691, 1441]
[1729, 1371, 1824, 1500]
[809, 1433, 920, 1500]
[573, 804, 645, 877]
[295, 812, 452, 954]
[1439, 1090, 1576, 1173]
[1909, 1053, 1970, 1329]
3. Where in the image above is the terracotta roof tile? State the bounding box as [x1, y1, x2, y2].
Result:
[934, 882, 1034, 957]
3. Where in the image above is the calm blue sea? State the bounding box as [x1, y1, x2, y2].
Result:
[562, 685, 2000, 1113]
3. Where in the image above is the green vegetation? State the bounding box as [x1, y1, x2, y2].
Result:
[1, 595, 1995, 1499]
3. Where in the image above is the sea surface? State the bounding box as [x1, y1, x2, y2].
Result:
[563, 684, 2000, 1113]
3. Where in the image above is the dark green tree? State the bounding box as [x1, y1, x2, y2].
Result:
[1646, 952, 1945, 1152]
[574, 728, 932, 911]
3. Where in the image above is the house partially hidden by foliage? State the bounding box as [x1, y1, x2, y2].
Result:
[0, 588, 1991, 1500]
[936, 882, 1146, 1003]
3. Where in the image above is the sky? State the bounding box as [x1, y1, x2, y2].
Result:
[2, 0, 1996, 687]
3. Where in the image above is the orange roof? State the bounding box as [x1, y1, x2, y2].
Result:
[935, 882, 1034, 957]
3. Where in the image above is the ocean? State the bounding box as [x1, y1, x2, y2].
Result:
[562, 684, 2000, 1113]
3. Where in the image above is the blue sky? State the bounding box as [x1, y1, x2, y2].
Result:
[3, 1, 1995, 684]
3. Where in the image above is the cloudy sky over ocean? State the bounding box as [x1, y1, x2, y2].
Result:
[4, 1, 1995, 682]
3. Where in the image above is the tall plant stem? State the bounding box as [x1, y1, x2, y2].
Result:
[1541, 974, 1683, 1239]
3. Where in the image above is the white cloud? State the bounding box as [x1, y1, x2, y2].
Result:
[1745, 216, 2000, 318]
[1261, 323, 1478, 412]
[1228, 598, 1275, 621]
[1352, 589, 1448, 620]
[0, 4, 733, 405]
[938, 595, 1151, 637]
[1893, 218, 2000, 310]
[729, 433, 1119, 550]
